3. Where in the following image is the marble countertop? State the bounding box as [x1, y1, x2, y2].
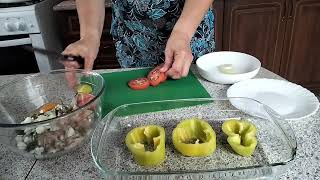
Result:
[0, 67, 319, 180]
[53, 0, 112, 11]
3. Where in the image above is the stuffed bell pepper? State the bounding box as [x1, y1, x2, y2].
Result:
[125, 125, 166, 166]
[222, 119, 257, 157]
[172, 118, 216, 157]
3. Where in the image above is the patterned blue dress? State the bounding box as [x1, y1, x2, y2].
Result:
[111, 0, 215, 67]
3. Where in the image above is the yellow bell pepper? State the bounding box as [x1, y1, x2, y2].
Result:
[172, 118, 216, 157]
[222, 119, 257, 157]
[76, 84, 93, 94]
[125, 125, 165, 166]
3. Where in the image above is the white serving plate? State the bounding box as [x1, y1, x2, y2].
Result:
[227, 79, 320, 120]
[196, 51, 261, 84]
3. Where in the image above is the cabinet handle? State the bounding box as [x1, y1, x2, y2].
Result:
[283, 0, 287, 18]
[288, 0, 294, 18]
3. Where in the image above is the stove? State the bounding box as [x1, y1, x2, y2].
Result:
[0, 0, 63, 74]
[0, 0, 43, 8]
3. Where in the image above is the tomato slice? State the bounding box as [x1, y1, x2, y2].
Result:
[160, 73, 167, 82]
[155, 65, 168, 82]
[147, 65, 167, 86]
[128, 78, 150, 90]
[77, 93, 95, 107]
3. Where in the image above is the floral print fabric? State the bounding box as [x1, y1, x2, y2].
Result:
[111, 0, 215, 67]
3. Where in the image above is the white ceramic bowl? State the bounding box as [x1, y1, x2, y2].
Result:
[196, 51, 261, 84]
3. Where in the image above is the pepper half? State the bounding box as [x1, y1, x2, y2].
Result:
[76, 84, 93, 94]
[222, 119, 257, 157]
[125, 125, 165, 166]
[172, 118, 216, 157]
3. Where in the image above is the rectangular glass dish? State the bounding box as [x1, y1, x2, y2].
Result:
[91, 98, 296, 179]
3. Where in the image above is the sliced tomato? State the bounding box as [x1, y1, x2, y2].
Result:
[77, 93, 95, 107]
[155, 64, 168, 82]
[147, 65, 167, 86]
[128, 78, 150, 90]
[147, 69, 162, 86]
[160, 73, 167, 82]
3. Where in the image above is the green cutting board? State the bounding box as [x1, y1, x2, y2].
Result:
[100, 69, 211, 117]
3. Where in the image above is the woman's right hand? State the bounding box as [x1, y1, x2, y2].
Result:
[62, 35, 100, 70]
[62, 35, 100, 88]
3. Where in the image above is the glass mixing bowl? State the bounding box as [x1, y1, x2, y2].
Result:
[0, 69, 105, 159]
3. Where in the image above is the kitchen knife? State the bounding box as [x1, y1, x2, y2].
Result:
[22, 46, 85, 65]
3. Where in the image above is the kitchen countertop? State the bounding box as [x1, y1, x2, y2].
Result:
[53, 0, 112, 11]
[0, 67, 319, 180]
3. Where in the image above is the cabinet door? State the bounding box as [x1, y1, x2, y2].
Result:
[212, 0, 224, 51]
[280, 0, 320, 93]
[223, 0, 287, 73]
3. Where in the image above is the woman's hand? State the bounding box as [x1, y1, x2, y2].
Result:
[62, 35, 100, 88]
[160, 30, 193, 79]
[62, 0, 104, 88]
[160, 0, 213, 79]
[62, 35, 100, 70]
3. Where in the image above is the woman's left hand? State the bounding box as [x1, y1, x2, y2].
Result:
[160, 30, 193, 79]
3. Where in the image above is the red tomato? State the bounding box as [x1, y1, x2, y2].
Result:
[155, 65, 168, 82]
[147, 66, 167, 86]
[77, 93, 95, 107]
[160, 73, 167, 82]
[128, 78, 150, 90]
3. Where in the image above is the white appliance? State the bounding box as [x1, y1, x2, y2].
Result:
[0, 0, 63, 73]
[0, 0, 31, 3]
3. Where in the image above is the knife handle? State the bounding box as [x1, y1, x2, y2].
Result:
[62, 55, 85, 65]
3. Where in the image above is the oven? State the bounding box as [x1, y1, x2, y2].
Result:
[0, 35, 39, 75]
[0, 0, 63, 75]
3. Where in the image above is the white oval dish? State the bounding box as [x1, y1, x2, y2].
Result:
[227, 78, 320, 120]
[196, 51, 261, 84]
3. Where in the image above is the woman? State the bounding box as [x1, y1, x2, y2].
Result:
[63, 0, 215, 79]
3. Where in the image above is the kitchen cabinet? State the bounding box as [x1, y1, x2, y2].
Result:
[280, 0, 320, 93]
[223, 0, 286, 74]
[223, 0, 320, 94]
[212, 0, 224, 51]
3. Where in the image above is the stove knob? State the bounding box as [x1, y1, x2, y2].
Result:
[15, 22, 27, 31]
[4, 22, 17, 32]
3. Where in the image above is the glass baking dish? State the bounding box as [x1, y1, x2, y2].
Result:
[91, 98, 296, 179]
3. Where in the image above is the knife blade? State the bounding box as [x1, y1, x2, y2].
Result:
[23, 46, 85, 65]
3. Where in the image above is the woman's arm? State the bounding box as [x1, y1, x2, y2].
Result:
[63, 0, 105, 70]
[173, 0, 214, 41]
[76, 0, 105, 40]
[161, 0, 214, 79]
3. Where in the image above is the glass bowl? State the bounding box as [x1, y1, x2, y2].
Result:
[91, 98, 296, 179]
[0, 69, 105, 159]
